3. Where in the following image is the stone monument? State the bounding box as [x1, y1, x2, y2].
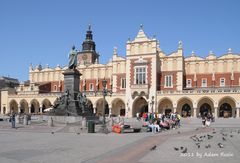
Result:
[50, 46, 91, 116]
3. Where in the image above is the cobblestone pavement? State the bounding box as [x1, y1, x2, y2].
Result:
[0, 118, 240, 163]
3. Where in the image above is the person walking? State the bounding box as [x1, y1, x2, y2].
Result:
[11, 112, 16, 128]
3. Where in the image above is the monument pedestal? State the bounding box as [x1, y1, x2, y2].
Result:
[50, 68, 93, 116]
[63, 68, 82, 116]
[63, 69, 81, 98]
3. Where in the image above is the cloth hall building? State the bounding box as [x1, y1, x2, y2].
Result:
[1, 26, 240, 118]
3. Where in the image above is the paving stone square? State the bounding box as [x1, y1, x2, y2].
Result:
[0, 118, 240, 163]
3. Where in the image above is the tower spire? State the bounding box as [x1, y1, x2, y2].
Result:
[88, 24, 91, 31]
[82, 25, 96, 51]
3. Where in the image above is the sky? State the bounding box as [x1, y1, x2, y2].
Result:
[0, 0, 240, 81]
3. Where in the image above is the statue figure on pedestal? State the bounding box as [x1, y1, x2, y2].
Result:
[68, 46, 78, 69]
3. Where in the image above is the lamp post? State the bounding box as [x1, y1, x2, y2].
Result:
[99, 78, 109, 134]
[151, 96, 154, 113]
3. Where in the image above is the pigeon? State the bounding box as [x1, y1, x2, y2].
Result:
[178, 131, 181, 134]
[182, 148, 187, 153]
[207, 134, 213, 139]
[205, 144, 211, 148]
[190, 136, 198, 142]
[212, 131, 216, 134]
[222, 137, 226, 141]
[77, 132, 80, 135]
[51, 131, 54, 134]
[197, 144, 200, 149]
[180, 146, 184, 150]
[150, 145, 157, 151]
[174, 147, 179, 151]
[218, 143, 224, 148]
[238, 130, 240, 134]
[230, 135, 233, 138]
[222, 133, 227, 137]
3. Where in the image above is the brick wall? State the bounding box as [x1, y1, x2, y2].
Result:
[185, 72, 240, 88]
[158, 71, 178, 91]
[80, 78, 111, 91]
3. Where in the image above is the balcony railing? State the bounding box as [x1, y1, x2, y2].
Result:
[9, 92, 62, 98]
[83, 90, 122, 97]
[157, 86, 240, 95]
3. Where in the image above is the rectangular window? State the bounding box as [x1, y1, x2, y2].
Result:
[186, 79, 192, 88]
[89, 83, 94, 91]
[165, 75, 173, 88]
[135, 67, 147, 84]
[220, 78, 225, 87]
[121, 78, 126, 89]
[201, 78, 207, 87]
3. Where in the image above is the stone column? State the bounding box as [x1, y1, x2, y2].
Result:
[39, 105, 43, 114]
[108, 106, 112, 117]
[214, 107, 218, 118]
[236, 108, 240, 118]
[193, 107, 197, 118]
[28, 105, 31, 114]
[93, 106, 96, 114]
[173, 107, 177, 113]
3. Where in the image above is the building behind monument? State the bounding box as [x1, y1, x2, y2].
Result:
[1, 25, 240, 118]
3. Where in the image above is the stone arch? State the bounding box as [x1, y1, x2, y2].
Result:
[132, 91, 139, 99]
[19, 99, 29, 114]
[197, 97, 214, 117]
[132, 97, 148, 117]
[41, 99, 52, 113]
[140, 91, 146, 97]
[177, 97, 193, 117]
[158, 98, 173, 116]
[218, 96, 236, 118]
[95, 98, 109, 116]
[111, 98, 125, 117]
[30, 99, 40, 114]
[9, 99, 18, 113]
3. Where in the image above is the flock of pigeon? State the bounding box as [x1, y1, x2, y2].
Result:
[149, 128, 240, 152]
[172, 128, 240, 153]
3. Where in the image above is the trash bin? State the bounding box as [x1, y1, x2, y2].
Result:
[88, 121, 95, 133]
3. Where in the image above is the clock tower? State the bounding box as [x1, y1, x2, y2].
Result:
[77, 25, 99, 65]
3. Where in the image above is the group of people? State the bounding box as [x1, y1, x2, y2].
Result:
[9, 112, 31, 128]
[201, 112, 214, 127]
[136, 112, 181, 133]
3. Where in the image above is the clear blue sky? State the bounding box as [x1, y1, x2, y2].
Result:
[0, 0, 240, 81]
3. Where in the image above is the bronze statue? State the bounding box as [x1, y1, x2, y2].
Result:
[68, 46, 77, 69]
